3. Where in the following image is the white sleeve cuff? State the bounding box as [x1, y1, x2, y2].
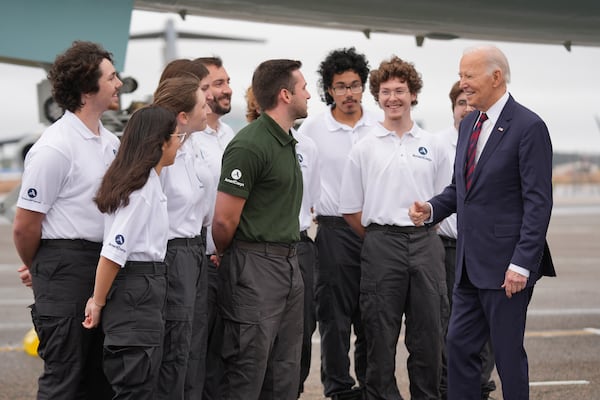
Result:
[509, 263, 530, 278]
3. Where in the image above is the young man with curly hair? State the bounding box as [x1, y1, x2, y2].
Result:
[340, 56, 450, 400]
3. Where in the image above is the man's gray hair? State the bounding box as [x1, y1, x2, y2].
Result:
[464, 45, 511, 84]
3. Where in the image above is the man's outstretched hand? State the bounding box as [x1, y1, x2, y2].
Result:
[409, 201, 431, 226]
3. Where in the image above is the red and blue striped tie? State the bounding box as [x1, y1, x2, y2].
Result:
[465, 112, 488, 190]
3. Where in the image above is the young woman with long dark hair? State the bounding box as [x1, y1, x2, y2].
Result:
[82, 104, 180, 399]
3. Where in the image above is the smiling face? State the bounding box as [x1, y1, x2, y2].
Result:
[378, 78, 416, 122]
[206, 64, 232, 116]
[459, 50, 504, 112]
[89, 58, 122, 112]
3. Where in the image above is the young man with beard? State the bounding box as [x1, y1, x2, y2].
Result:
[13, 41, 121, 400]
[193, 56, 235, 182]
[188, 56, 235, 400]
[339, 56, 450, 400]
[297, 47, 377, 400]
[212, 59, 309, 400]
[245, 86, 321, 398]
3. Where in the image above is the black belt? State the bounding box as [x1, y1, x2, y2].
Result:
[316, 215, 349, 228]
[120, 261, 166, 275]
[40, 239, 102, 251]
[366, 224, 428, 234]
[439, 235, 457, 247]
[168, 235, 203, 248]
[235, 240, 297, 257]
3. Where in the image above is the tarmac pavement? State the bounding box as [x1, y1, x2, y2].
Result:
[1, 194, 599, 399]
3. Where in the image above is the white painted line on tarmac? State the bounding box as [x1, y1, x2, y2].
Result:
[529, 308, 600, 316]
[530, 380, 590, 386]
[584, 327, 600, 335]
[525, 328, 600, 338]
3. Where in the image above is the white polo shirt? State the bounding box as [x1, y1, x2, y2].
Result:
[101, 169, 168, 266]
[297, 107, 378, 217]
[161, 138, 213, 240]
[188, 120, 235, 254]
[17, 111, 120, 242]
[339, 122, 451, 227]
[193, 151, 216, 231]
[435, 126, 458, 239]
[294, 129, 321, 232]
[191, 121, 235, 181]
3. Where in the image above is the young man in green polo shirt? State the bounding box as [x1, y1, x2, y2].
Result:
[212, 59, 311, 400]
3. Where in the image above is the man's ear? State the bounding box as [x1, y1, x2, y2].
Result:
[327, 87, 335, 100]
[492, 69, 502, 87]
[280, 88, 292, 105]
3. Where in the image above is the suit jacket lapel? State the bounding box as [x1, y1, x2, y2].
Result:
[469, 96, 515, 191]
[457, 111, 478, 193]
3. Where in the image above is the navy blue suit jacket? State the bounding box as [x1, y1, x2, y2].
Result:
[430, 95, 555, 289]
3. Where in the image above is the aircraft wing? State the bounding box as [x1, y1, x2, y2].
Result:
[134, 0, 600, 49]
[3, 0, 598, 71]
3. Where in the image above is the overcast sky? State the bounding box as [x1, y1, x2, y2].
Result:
[2, 10, 600, 153]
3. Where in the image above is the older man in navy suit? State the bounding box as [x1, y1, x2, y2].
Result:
[409, 45, 555, 400]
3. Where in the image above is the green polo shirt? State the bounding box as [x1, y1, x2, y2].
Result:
[218, 113, 303, 243]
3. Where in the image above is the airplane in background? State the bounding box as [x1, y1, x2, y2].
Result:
[2, 0, 599, 71]
[135, 0, 600, 51]
[1, 0, 598, 137]
[131, 18, 264, 65]
[1, 0, 600, 219]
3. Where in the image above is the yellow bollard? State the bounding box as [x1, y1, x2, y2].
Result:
[23, 327, 39, 357]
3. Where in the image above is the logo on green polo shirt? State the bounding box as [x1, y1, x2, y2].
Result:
[224, 168, 245, 187]
[231, 169, 242, 180]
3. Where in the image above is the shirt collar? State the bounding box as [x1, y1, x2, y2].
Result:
[374, 121, 421, 138]
[64, 110, 105, 140]
[200, 123, 219, 137]
[324, 106, 377, 132]
[260, 113, 296, 146]
[482, 91, 510, 126]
